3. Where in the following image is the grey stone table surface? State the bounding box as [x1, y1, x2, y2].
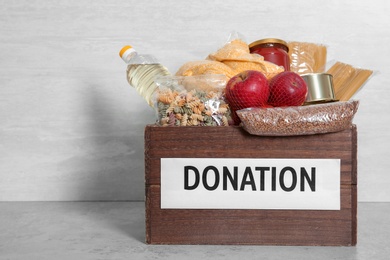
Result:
[0, 202, 389, 260]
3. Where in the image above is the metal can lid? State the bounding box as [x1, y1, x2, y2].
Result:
[249, 38, 289, 52]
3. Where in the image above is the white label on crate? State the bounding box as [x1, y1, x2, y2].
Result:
[161, 158, 340, 210]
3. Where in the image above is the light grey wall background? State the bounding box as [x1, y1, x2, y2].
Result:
[1, 0, 389, 201]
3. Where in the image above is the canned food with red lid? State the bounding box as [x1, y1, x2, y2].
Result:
[249, 38, 290, 71]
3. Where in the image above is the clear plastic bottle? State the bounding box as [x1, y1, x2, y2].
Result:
[119, 45, 171, 107]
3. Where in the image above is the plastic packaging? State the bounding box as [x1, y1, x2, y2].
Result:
[175, 32, 284, 80]
[326, 61, 374, 101]
[237, 100, 359, 136]
[288, 41, 327, 75]
[153, 74, 232, 126]
[119, 45, 171, 107]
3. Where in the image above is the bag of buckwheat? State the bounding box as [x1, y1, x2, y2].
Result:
[236, 100, 359, 136]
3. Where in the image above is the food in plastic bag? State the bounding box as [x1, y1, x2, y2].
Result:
[326, 61, 373, 101]
[175, 60, 236, 78]
[154, 74, 232, 126]
[176, 32, 283, 80]
[236, 100, 359, 136]
[288, 41, 327, 75]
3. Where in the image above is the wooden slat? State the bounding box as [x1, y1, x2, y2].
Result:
[146, 185, 356, 246]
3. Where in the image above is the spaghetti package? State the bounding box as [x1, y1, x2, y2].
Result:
[288, 41, 328, 75]
[326, 61, 374, 101]
[288, 41, 373, 101]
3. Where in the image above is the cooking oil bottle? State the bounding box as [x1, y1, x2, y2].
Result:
[119, 45, 171, 107]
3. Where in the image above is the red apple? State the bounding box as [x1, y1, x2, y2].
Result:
[268, 71, 308, 107]
[225, 70, 269, 125]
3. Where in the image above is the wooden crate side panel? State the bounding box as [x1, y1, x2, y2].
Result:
[146, 185, 355, 246]
[144, 125, 357, 246]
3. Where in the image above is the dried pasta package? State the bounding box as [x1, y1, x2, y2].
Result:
[288, 41, 327, 75]
[237, 100, 359, 136]
[175, 60, 236, 78]
[153, 74, 232, 126]
[207, 34, 284, 79]
[326, 61, 374, 101]
[175, 31, 284, 80]
[207, 39, 265, 64]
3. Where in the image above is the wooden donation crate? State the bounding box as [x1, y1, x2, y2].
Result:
[144, 124, 357, 246]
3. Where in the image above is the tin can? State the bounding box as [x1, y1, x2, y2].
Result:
[249, 38, 290, 71]
[302, 73, 337, 104]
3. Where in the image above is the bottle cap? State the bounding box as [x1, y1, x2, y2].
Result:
[119, 45, 137, 63]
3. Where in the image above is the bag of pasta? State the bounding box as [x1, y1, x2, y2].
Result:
[153, 74, 232, 126]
